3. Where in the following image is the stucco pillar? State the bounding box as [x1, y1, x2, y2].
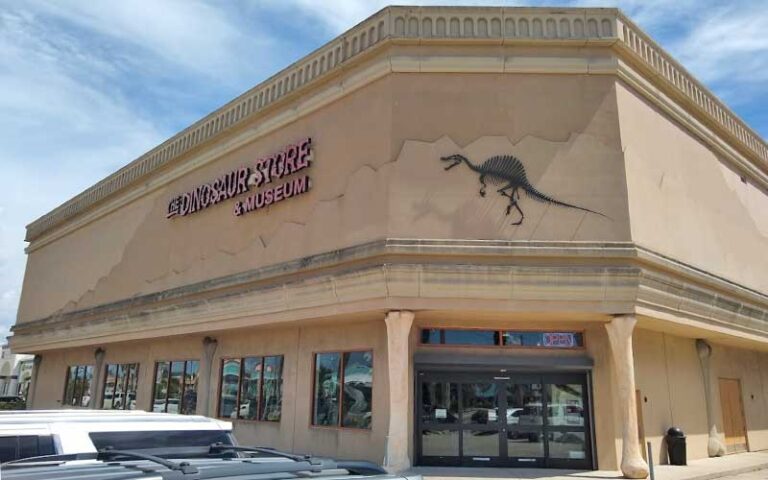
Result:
[696, 339, 726, 457]
[198, 336, 218, 416]
[92, 347, 106, 409]
[383, 310, 414, 472]
[606, 315, 649, 479]
[26, 355, 42, 409]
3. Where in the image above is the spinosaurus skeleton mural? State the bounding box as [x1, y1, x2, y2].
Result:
[441, 153, 607, 225]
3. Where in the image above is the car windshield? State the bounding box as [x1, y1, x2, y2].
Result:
[89, 430, 233, 458]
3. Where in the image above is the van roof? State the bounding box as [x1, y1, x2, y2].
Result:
[0, 410, 231, 429]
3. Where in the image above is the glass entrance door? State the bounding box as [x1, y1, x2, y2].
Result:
[503, 376, 545, 467]
[417, 371, 592, 469]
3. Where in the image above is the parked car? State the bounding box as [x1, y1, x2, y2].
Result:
[1, 445, 416, 480]
[506, 407, 523, 425]
[0, 410, 234, 463]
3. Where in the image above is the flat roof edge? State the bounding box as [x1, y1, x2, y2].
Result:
[24, 5, 768, 243]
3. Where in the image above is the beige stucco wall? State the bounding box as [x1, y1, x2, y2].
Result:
[633, 329, 768, 463]
[709, 343, 768, 452]
[18, 72, 629, 325]
[616, 82, 768, 294]
[31, 317, 389, 463]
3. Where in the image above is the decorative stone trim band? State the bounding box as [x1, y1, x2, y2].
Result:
[24, 7, 767, 243]
[11, 240, 768, 343]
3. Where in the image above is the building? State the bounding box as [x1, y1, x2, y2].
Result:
[0, 345, 33, 399]
[11, 6, 768, 478]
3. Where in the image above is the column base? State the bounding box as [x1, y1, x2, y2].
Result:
[621, 457, 650, 479]
[708, 436, 726, 457]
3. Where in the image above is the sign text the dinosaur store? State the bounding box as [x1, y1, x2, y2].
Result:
[166, 138, 313, 219]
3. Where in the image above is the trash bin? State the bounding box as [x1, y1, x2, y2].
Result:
[666, 427, 687, 465]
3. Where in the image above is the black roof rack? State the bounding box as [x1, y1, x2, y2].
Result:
[0, 445, 391, 480]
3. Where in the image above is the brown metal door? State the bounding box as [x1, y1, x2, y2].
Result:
[718, 378, 748, 453]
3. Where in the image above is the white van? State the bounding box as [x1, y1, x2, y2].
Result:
[0, 410, 234, 463]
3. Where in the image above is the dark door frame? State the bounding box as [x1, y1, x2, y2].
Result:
[414, 368, 595, 470]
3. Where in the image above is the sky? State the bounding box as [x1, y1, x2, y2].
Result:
[0, 0, 766, 343]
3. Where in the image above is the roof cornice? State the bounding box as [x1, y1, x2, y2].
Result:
[25, 6, 768, 243]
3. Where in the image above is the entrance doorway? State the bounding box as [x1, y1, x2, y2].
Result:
[417, 371, 593, 469]
[718, 378, 748, 453]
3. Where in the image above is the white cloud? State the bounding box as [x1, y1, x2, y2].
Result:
[0, 1, 293, 346]
[23, 0, 275, 85]
[671, 6, 768, 85]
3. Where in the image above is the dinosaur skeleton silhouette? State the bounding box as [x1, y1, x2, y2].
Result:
[440, 153, 607, 225]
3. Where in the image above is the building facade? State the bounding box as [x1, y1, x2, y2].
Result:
[11, 7, 768, 478]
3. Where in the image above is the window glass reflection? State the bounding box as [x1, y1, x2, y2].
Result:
[420, 329, 441, 344]
[78, 366, 94, 408]
[103, 364, 118, 410]
[421, 381, 458, 424]
[506, 383, 543, 427]
[444, 330, 497, 346]
[462, 430, 499, 456]
[64, 366, 78, 406]
[125, 364, 139, 410]
[181, 361, 198, 415]
[461, 383, 498, 424]
[507, 431, 545, 458]
[547, 431, 587, 459]
[113, 365, 126, 409]
[239, 357, 262, 420]
[421, 430, 459, 457]
[313, 353, 340, 426]
[547, 384, 584, 427]
[102, 363, 139, 410]
[153, 362, 170, 412]
[261, 356, 283, 422]
[342, 352, 373, 428]
[219, 359, 240, 419]
[502, 332, 583, 348]
[167, 362, 184, 413]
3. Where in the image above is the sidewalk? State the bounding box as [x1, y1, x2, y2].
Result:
[407, 451, 768, 480]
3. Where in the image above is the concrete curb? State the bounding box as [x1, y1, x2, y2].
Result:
[673, 462, 768, 480]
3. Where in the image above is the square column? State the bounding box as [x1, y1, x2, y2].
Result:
[606, 315, 649, 479]
[383, 310, 414, 472]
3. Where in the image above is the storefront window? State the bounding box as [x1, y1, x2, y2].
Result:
[217, 355, 284, 422]
[63, 365, 93, 408]
[502, 332, 583, 348]
[342, 351, 373, 428]
[313, 353, 340, 426]
[152, 360, 199, 414]
[420, 329, 499, 346]
[312, 351, 373, 429]
[420, 329, 584, 348]
[261, 356, 283, 422]
[101, 363, 139, 410]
